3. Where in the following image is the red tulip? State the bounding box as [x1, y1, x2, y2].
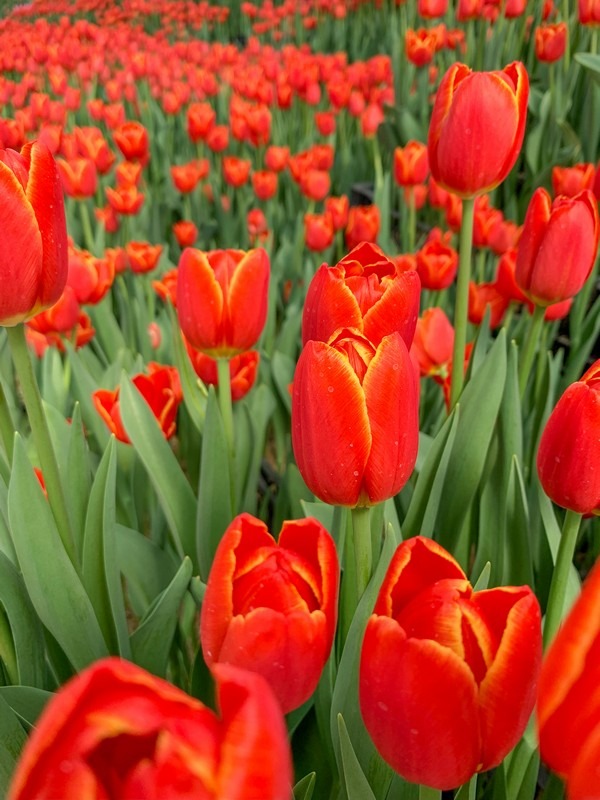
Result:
[223, 156, 251, 188]
[302, 241, 420, 349]
[8, 657, 292, 800]
[360, 536, 542, 790]
[177, 248, 270, 357]
[579, 0, 600, 24]
[551, 163, 595, 198]
[535, 23, 568, 63]
[345, 204, 380, 250]
[515, 188, 600, 306]
[125, 241, 163, 274]
[411, 307, 454, 377]
[468, 281, 509, 328]
[537, 360, 600, 514]
[200, 513, 339, 714]
[172, 220, 198, 248]
[187, 101, 216, 142]
[252, 169, 278, 201]
[393, 141, 429, 187]
[292, 328, 419, 507]
[304, 212, 335, 252]
[537, 557, 600, 800]
[113, 121, 149, 165]
[415, 238, 458, 290]
[56, 156, 97, 199]
[325, 195, 349, 231]
[186, 343, 260, 402]
[428, 62, 529, 197]
[0, 141, 68, 326]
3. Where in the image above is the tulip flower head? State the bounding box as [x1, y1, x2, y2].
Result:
[360, 536, 542, 790]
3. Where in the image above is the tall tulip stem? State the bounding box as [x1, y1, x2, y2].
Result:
[418, 786, 441, 800]
[543, 509, 582, 649]
[449, 195, 475, 409]
[6, 323, 77, 566]
[518, 304, 545, 398]
[351, 505, 372, 604]
[216, 357, 234, 457]
[0, 380, 15, 462]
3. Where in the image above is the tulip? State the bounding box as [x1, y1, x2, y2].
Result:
[515, 188, 600, 307]
[125, 241, 163, 274]
[8, 657, 292, 800]
[292, 327, 419, 507]
[415, 238, 458, 290]
[186, 343, 260, 402]
[200, 513, 339, 713]
[418, 0, 448, 17]
[345, 204, 380, 250]
[411, 307, 454, 377]
[223, 156, 251, 188]
[177, 247, 270, 357]
[551, 163, 595, 198]
[304, 211, 335, 252]
[115, 159, 143, 188]
[405, 28, 438, 67]
[105, 183, 145, 215]
[55, 156, 97, 199]
[172, 219, 198, 248]
[579, 0, 600, 24]
[113, 121, 149, 164]
[360, 536, 542, 790]
[393, 141, 429, 187]
[537, 557, 600, 800]
[428, 62, 529, 197]
[302, 241, 420, 349]
[252, 169, 278, 201]
[187, 101, 216, 142]
[468, 281, 509, 328]
[535, 23, 567, 63]
[0, 141, 68, 326]
[325, 195, 349, 231]
[537, 360, 600, 515]
[206, 124, 230, 153]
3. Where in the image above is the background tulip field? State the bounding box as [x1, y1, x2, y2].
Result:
[1, 0, 600, 798]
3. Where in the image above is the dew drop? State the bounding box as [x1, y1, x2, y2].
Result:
[327, 385, 334, 392]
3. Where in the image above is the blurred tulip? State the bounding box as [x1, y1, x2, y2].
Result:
[551, 163, 595, 198]
[535, 23, 567, 62]
[416, 239, 458, 290]
[125, 241, 162, 274]
[177, 248, 270, 357]
[537, 360, 600, 514]
[252, 169, 278, 201]
[292, 327, 419, 507]
[0, 141, 68, 326]
[302, 241, 420, 348]
[105, 184, 144, 215]
[360, 536, 542, 790]
[186, 344, 260, 402]
[8, 658, 292, 800]
[247, 208, 269, 244]
[537, 556, 600, 800]
[468, 281, 509, 328]
[393, 141, 429, 187]
[418, 0, 448, 16]
[405, 28, 437, 67]
[187, 101, 216, 142]
[223, 156, 251, 188]
[579, 0, 600, 23]
[200, 513, 339, 713]
[152, 268, 178, 305]
[56, 156, 97, 199]
[325, 195, 349, 231]
[345, 205, 380, 250]
[172, 220, 198, 248]
[428, 62, 529, 197]
[113, 121, 149, 165]
[304, 212, 335, 252]
[515, 188, 600, 306]
[411, 306, 454, 377]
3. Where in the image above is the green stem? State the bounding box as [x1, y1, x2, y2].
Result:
[0, 379, 15, 462]
[518, 304, 546, 398]
[216, 357, 234, 457]
[6, 324, 77, 566]
[351, 505, 372, 605]
[407, 186, 416, 253]
[79, 201, 95, 253]
[543, 509, 582, 649]
[449, 196, 475, 409]
[419, 786, 441, 800]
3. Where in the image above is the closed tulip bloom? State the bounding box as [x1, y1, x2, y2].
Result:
[0, 141, 68, 326]
[411, 306, 454, 377]
[292, 327, 419, 507]
[405, 28, 438, 67]
[394, 141, 429, 187]
[537, 557, 600, 800]
[304, 212, 335, 252]
[252, 169, 278, 201]
[172, 219, 198, 248]
[8, 658, 292, 800]
[113, 121, 149, 165]
[418, 0, 448, 17]
[515, 188, 600, 306]
[186, 343, 260, 402]
[428, 62, 529, 197]
[125, 241, 162, 274]
[360, 536, 542, 790]
[105, 183, 145, 215]
[416, 239, 458, 290]
[187, 101, 216, 142]
[177, 247, 270, 357]
[56, 156, 97, 199]
[345, 204, 380, 250]
[535, 23, 567, 63]
[468, 281, 509, 328]
[200, 513, 339, 713]
[223, 156, 251, 188]
[579, 0, 600, 24]
[537, 361, 600, 515]
[171, 162, 202, 193]
[302, 241, 420, 349]
[325, 195, 349, 231]
[551, 163, 595, 198]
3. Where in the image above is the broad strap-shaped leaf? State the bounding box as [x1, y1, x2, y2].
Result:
[337, 714, 377, 800]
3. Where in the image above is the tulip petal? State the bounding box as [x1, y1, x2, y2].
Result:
[363, 269, 421, 349]
[176, 248, 223, 353]
[362, 333, 419, 504]
[427, 63, 471, 180]
[360, 616, 480, 790]
[301, 264, 362, 345]
[568, 721, 600, 800]
[23, 141, 68, 310]
[291, 340, 371, 506]
[475, 588, 541, 770]
[227, 248, 270, 352]
[0, 158, 43, 325]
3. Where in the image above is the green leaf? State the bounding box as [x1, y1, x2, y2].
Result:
[119, 374, 198, 571]
[82, 439, 131, 657]
[0, 686, 52, 728]
[116, 524, 179, 617]
[271, 351, 295, 414]
[169, 305, 207, 434]
[574, 52, 600, 83]
[337, 714, 376, 800]
[130, 556, 193, 677]
[65, 344, 110, 449]
[241, 385, 276, 514]
[196, 387, 233, 581]
[0, 692, 27, 796]
[0, 552, 45, 687]
[8, 436, 108, 670]
[504, 458, 534, 587]
[65, 404, 92, 557]
[293, 772, 316, 800]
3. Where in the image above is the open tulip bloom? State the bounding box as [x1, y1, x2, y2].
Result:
[3, 3, 600, 800]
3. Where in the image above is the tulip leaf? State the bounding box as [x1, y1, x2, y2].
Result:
[537, 485, 581, 613]
[87, 295, 128, 364]
[119, 373, 198, 572]
[8, 435, 108, 671]
[271, 350, 295, 414]
[116, 524, 179, 617]
[240, 384, 277, 514]
[505, 722, 540, 800]
[0, 552, 45, 687]
[0, 692, 27, 796]
[472, 561, 491, 592]
[0, 687, 52, 729]
[504, 458, 534, 587]
[0, 471, 17, 566]
[82, 439, 131, 658]
[330, 525, 396, 800]
[65, 344, 110, 449]
[337, 714, 377, 800]
[130, 556, 193, 677]
[65, 404, 92, 557]
[574, 52, 600, 84]
[196, 387, 233, 581]
[293, 772, 316, 800]
[169, 305, 207, 434]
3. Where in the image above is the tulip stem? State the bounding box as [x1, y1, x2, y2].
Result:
[518, 304, 546, 398]
[79, 201, 95, 254]
[216, 357, 234, 458]
[449, 195, 475, 410]
[418, 786, 441, 800]
[0, 379, 15, 462]
[543, 509, 582, 649]
[407, 186, 416, 253]
[351, 506, 372, 604]
[6, 324, 78, 567]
